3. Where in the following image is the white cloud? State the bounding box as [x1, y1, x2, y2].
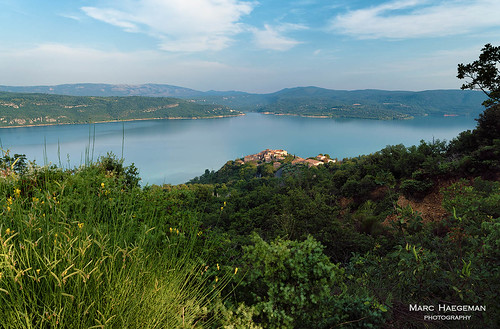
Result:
[0, 44, 219, 85]
[58, 13, 83, 21]
[331, 0, 500, 39]
[82, 7, 139, 32]
[82, 0, 255, 52]
[0, 43, 273, 91]
[251, 24, 306, 51]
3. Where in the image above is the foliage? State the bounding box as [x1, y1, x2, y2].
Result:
[457, 43, 500, 106]
[235, 235, 388, 329]
[0, 151, 28, 175]
[216, 302, 263, 329]
[0, 154, 228, 328]
[399, 179, 433, 199]
[238, 235, 343, 328]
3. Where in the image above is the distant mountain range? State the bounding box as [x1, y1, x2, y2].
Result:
[0, 83, 205, 98]
[0, 83, 249, 98]
[0, 83, 488, 120]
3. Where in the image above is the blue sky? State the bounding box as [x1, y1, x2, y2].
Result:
[1, 0, 499, 93]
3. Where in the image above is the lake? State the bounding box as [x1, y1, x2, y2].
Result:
[0, 113, 477, 185]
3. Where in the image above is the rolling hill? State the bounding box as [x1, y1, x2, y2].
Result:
[0, 92, 241, 127]
[0, 84, 488, 120]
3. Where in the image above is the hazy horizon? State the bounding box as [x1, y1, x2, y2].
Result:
[0, 82, 484, 95]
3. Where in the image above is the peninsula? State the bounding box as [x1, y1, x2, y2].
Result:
[0, 91, 242, 128]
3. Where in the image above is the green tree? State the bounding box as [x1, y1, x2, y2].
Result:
[457, 43, 500, 106]
[238, 234, 345, 328]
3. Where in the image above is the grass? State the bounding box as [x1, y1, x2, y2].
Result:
[0, 153, 228, 328]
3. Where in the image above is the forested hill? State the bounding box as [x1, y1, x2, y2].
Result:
[262, 87, 486, 118]
[197, 87, 487, 119]
[0, 84, 487, 120]
[0, 91, 241, 127]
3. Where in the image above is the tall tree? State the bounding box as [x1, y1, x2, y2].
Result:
[457, 43, 500, 106]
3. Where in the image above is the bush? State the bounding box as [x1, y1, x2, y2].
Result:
[399, 179, 433, 199]
[237, 234, 345, 328]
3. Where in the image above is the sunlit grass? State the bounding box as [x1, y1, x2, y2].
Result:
[0, 155, 228, 328]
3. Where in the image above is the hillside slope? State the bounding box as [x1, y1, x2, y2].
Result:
[0, 91, 241, 127]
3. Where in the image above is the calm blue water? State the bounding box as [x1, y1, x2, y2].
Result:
[0, 113, 477, 185]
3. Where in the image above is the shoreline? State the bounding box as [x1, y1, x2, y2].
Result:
[260, 111, 414, 120]
[0, 113, 245, 129]
[261, 112, 330, 118]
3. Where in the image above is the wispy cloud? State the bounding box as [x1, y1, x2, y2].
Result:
[0, 43, 266, 90]
[331, 0, 500, 39]
[58, 13, 83, 21]
[82, 0, 255, 52]
[82, 7, 139, 32]
[251, 23, 306, 51]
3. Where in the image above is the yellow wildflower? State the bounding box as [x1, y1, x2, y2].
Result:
[220, 206, 224, 211]
[78, 223, 84, 229]
[169, 227, 173, 233]
[217, 263, 220, 271]
[14, 188, 21, 197]
[5, 228, 11, 235]
[223, 201, 227, 206]
[197, 231, 202, 236]
[215, 276, 219, 283]
[7, 197, 13, 205]
[101, 182, 105, 188]
[234, 267, 238, 275]
[36, 269, 40, 275]
[7, 206, 11, 212]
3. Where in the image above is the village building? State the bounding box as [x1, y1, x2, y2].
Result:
[238, 149, 337, 169]
[291, 157, 306, 165]
[242, 149, 288, 164]
[305, 159, 323, 167]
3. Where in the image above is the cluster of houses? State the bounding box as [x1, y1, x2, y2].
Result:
[292, 154, 337, 167]
[242, 149, 288, 163]
[236, 149, 337, 169]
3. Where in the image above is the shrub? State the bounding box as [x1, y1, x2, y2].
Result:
[399, 179, 433, 199]
[238, 234, 346, 328]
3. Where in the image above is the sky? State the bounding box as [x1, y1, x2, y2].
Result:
[0, 0, 499, 93]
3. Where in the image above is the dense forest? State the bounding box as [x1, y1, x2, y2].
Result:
[0, 92, 241, 127]
[0, 45, 499, 328]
